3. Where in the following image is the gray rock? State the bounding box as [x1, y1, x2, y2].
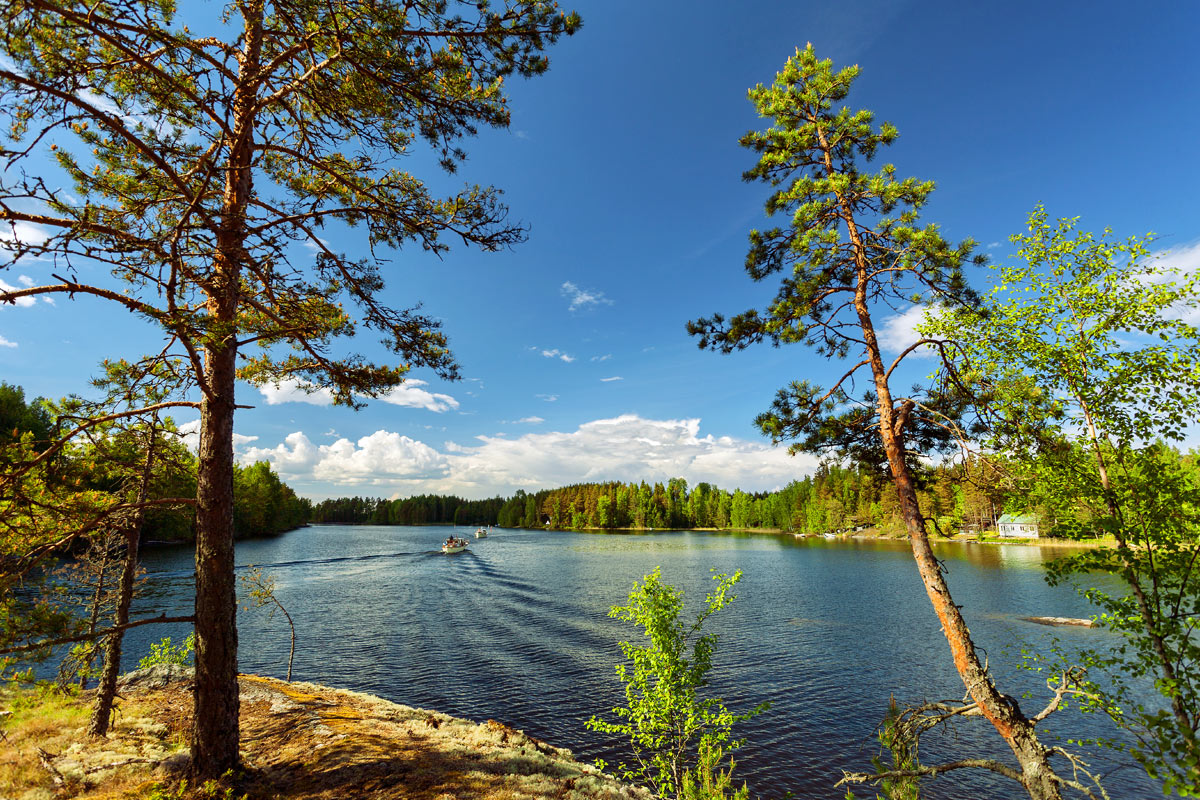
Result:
[117, 663, 195, 689]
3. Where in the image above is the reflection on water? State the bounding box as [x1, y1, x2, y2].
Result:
[119, 527, 1147, 799]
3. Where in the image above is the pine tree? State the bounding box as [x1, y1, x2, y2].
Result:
[689, 46, 1069, 798]
[0, 0, 578, 778]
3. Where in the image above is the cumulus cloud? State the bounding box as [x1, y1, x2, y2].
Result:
[878, 305, 935, 357]
[0, 278, 37, 308]
[241, 430, 450, 486]
[376, 380, 459, 412]
[259, 381, 334, 406]
[540, 348, 575, 363]
[245, 414, 816, 498]
[0, 222, 51, 253]
[258, 378, 458, 412]
[0, 334, 16, 348]
[561, 281, 613, 312]
[174, 419, 258, 453]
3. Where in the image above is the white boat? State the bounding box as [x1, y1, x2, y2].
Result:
[442, 536, 469, 554]
[475, 526, 489, 538]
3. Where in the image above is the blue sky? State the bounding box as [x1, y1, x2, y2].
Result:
[3, 0, 1199, 499]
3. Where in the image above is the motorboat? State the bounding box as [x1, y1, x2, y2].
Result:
[442, 536, 469, 554]
[475, 526, 489, 538]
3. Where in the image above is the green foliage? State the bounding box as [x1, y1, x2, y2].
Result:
[139, 633, 196, 670]
[146, 775, 245, 800]
[679, 739, 750, 800]
[0, 382, 52, 449]
[924, 210, 1200, 795]
[587, 568, 765, 799]
[687, 44, 983, 465]
[239, 567, 296, 681]
[233, 462, 309, 539]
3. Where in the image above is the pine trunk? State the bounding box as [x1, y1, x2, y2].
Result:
[89, 423, 156, 737]
[87, 526, 139, 737]
[192, 343, 240, 777]
[872, 375, 1063, 799]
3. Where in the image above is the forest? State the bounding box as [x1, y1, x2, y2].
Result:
[0, 3, 1196, 798]
[312, 447, 1200, 539]
[1, 382, 310, 542]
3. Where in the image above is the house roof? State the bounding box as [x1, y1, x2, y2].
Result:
[997, 513, 1039, 525]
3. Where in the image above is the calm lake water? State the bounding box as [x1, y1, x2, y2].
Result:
[123, 526, 1154, 798]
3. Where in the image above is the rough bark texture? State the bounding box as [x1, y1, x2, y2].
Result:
[189, 3, 261, 777]
[90, 425, 157, 736]
[192, 343, 240, 777]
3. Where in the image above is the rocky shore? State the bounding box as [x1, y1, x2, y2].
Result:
[2, 666, 649, 799]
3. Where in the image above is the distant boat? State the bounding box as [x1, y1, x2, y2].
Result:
[442, 536, 469, 554]
[475, 526, 489, 538]
[823, 532, 837, 539]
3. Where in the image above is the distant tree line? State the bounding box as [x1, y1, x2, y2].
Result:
[309, 446, 1200, 538]
[309, 494, 502, 526]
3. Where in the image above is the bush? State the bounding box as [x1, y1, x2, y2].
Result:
[139, 633, 195, 669]
[587, 567, 765, 799]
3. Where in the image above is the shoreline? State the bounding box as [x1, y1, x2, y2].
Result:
[3, 667, 649, 799]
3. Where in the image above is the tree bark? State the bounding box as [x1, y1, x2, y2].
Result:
[192, 340, 240, 777]
[189, 1, 262, 778]
[808, 104, 1066, 798]
[870, 345, 1063, 799]
[90, 421, 157, 737]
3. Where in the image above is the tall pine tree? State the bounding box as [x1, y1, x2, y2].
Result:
[689, 46, 1077, 799]
[0, 0, 578, 777]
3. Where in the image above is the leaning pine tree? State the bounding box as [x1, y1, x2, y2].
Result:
[688, 46, 1089, 799]
[0, 0, 578, 779]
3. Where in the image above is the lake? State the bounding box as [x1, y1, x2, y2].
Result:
[124, 525, 1154, 798]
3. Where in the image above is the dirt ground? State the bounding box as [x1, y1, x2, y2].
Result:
[0, 668, 649, 800]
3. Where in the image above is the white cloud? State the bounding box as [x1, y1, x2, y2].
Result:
[591, 354, 612, 362]
[0, 278, 37, 308]
[174, 419, 256, 453]
[1141, 241, 1200, 324]
[377, 380, 459, 412]
[242, 430, 450, 486]
[0, 334, 16, 348]
[1155, 241, 1200, 277]
[247, 415, 816, 499]
[540, 348, 575, 364]
[879, 305, 934, 357]
[259, 381, 334, 406]
[515, 416, 544, 424]
[536, 394, 558, 402]
[0, 222, 51, 253]
[600, 376, 623, 382]
[561, 281, 613, 312]
[258, 378, 458, 413]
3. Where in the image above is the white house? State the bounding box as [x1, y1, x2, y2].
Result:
[996, 513, 1040, 538]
